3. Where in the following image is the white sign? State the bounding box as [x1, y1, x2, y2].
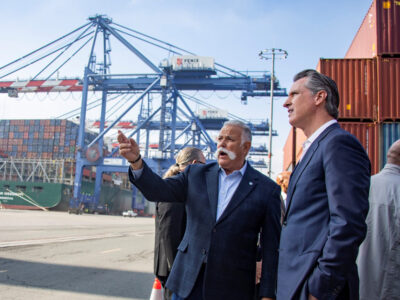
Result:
[103, 158, 124, 166]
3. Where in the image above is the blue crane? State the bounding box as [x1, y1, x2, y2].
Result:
[0, 15, 287, 211]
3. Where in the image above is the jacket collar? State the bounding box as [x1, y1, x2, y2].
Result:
[205, 161, 258, 224]
[284, 123, 339, 216]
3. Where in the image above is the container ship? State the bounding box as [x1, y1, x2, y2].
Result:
[0, 119, 133, 214]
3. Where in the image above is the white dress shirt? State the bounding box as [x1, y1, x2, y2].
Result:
[216, 162, 247, 220]
[299, 119, 337, 161]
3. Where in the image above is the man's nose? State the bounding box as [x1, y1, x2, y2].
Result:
[283, 98, 290, 108]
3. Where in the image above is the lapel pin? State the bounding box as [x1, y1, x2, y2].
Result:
[249, 181, 253, 186]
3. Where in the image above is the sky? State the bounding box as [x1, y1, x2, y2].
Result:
[0, 0, 373, 176]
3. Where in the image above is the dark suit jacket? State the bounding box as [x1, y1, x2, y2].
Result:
[130, 161, 281, 299]
[277, 123, 370, 300]
[154, 201, 186, 278]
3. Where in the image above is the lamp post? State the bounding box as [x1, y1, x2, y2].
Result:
[259, 48, 288, 177]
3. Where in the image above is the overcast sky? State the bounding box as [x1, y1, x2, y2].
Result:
[0, 0, 372, 176]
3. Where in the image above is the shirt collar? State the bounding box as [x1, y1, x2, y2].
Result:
[219, 160, 248, 177]
[383, 163, 400, 173]
[303, 119, 337, 148]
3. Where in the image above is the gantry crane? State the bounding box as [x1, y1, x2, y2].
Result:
[0, 15, 286, 210]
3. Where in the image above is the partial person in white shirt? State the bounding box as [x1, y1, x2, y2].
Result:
[357, 139, 400, 300]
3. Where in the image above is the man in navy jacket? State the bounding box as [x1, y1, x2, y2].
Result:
[277, 69, 370, 300]
[118, 120, 281, 300]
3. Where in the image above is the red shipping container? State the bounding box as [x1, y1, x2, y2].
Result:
[346, 0, 400, 58]
[23, 132, 28, 139]
[282, 127, 306, 171]
[377, 57, 400, 121]
[317, 58, 378, 120]
[283, 122, 380, 175]
[336, 122, 380, 175]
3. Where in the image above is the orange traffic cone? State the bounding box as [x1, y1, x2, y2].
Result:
[149, 277, 163, 300]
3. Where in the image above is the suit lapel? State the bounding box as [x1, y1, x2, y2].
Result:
[205, 164, 220, 222]
[285, 123, 339, 216]
[216, 164, 258, 224]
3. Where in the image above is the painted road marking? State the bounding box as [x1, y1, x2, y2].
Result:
[101, 248, 121, 254]
[0, 231, 154, 248]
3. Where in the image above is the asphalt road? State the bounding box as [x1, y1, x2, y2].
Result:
[0, 209, 156, 300]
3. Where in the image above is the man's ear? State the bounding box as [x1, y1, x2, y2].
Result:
[314, 90, 327, 106]
[243, 141, 251, 155]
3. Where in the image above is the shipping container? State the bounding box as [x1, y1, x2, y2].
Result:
[170, 56, 215, 72]
[318, 57, 400, 122]
[377, 57, 400, 120]
[282, 122, 380, 175]
[282, 127, 307, 171]
[318, 58, 377, 120]
[346, 0, 400, 58]
[0, 119, 99, 160]
[340, 122, 380, 174]
[381, 122, 400, 165]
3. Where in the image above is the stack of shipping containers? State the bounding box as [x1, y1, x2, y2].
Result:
[0, 119, 135, 213]
[0, 119, 116, 181]
[0, 119, 97, 160]
[283, 0, 400, 174]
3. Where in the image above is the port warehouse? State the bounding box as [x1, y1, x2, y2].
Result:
[283, 0, 400, 173]
[0, 118, 150, 214]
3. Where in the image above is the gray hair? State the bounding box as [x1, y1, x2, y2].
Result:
[294, 69, 339, 119]
[223, 120, 252, 144]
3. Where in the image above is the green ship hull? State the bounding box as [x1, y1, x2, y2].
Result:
[0, 180, 133, 214]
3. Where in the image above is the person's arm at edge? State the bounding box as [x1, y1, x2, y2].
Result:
[259, 183, 282, 300]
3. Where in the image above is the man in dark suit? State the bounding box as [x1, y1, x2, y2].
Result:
[118, 120, 281, 300]
[277, 69, 370, 300]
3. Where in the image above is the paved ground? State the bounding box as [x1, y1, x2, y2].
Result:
[0, 209, 156, 300]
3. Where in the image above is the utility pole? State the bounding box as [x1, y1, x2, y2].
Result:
[259, 48, 288, 177]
